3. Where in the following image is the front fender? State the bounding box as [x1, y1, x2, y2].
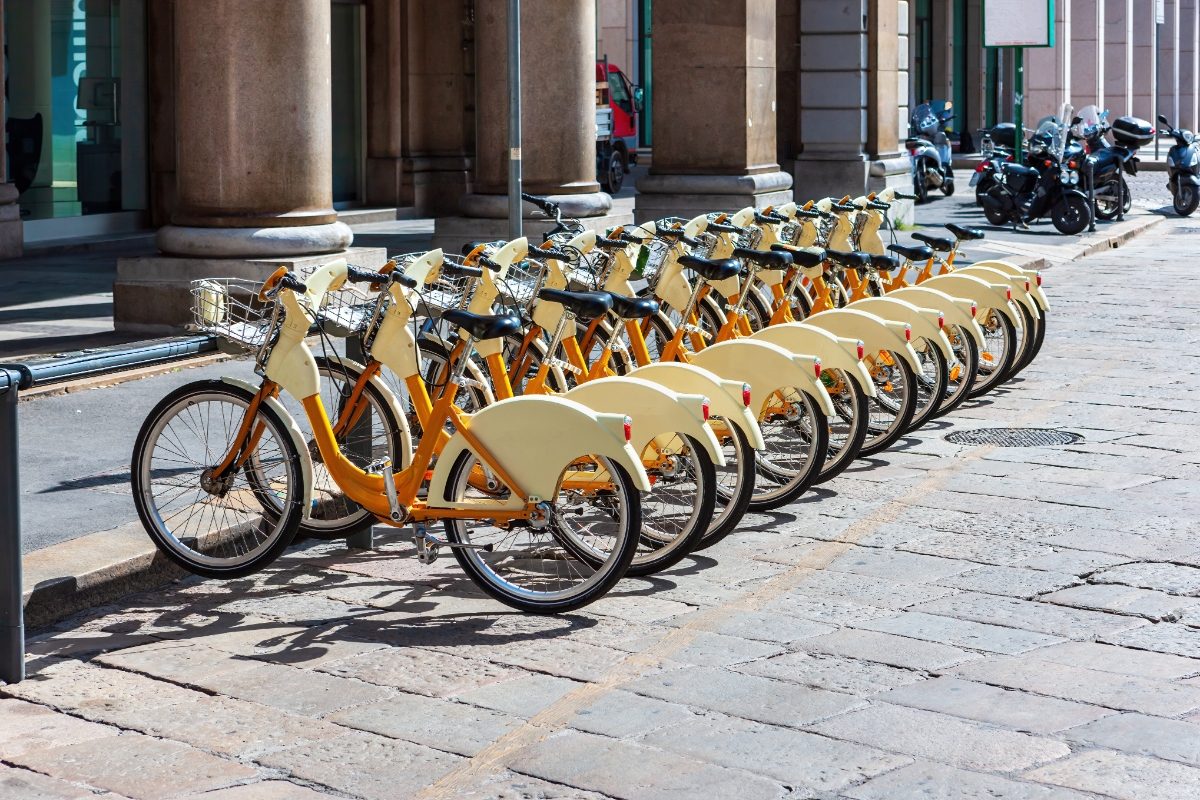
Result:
[889, 286, 986, 347]
[427, 395, 652, 508]
[921, 273, 1019, 324]
[565, 377, 725, 466]
[966, 259, 1050, 311]
[690, 339, 834, 417]
[331, 356, 415, 465]
[750, 323, 876, 398]
[629, 362, 766, 450]
[956, 265, 1040, 320]
[849, 297, 953, 359]
[802, 308, 922, 372]
[219, 377, 315, 519]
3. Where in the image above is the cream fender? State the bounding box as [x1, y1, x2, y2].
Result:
[219, 376, 315, 519]
[889, 286, 986, 348]
[956, 265, 1042, 319]
[630, 361, 767, 450]
[921, 273, 1020, 325]
[427, 395, 652, 507]
[850, 297, 954, 359]
[565, 377, 725, 466]
[751, 323, 877, 398]
[690, 339, 835, 417]
[803, 308, 922, 371]
[969, 259, 1049, 310]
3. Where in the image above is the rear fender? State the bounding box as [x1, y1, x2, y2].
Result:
[802, 308, 922, 371]
[427, 395, 652, 509]
[889, 286, 986, 347]
[956, 265, 1040, 320]
[921, 273, 1019, 324]
[850, 297, 953, 359]
[690, 339, 834, 417]
[629, 361, 766, 450]
[966, 259, 1050, 311]
[751, 323, 876, 397]
[565, 377, 724, 466]
[219, 377, 315, 519]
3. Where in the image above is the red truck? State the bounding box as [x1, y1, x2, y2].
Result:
[596, 60, 642, 193]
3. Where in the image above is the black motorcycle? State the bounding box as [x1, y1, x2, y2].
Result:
[978, 117, 1091, 235]
[971, 122, 1017, 205]
[1158, 114, 1200, 216]
[1072, 107, 1150, 220]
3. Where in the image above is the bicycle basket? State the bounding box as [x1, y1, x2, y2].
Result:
[319, 284, 376, 337]
[496, 258, 547, 314]
[190, 278, 278, 350]
[639, 239, 672, 287]
[423, 256, 479, 314]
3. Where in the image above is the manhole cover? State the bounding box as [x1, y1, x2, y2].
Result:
[945, 428, 1084, 447]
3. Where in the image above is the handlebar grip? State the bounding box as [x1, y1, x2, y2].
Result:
[794, 208, 821, 219]
[345, 265, 387, 285]
[868, 201, 890, 210]
[528, 245, 569, 261]
[521, 192, 559, 214]
[390, 272, 419, 289]
[753, 211, 785, 224]
[278, 273, 308, 294]
[831, 202, 857, 212]
[478, 256, 501, 272]
[894, 191, 919, 200]
[617, 232, 643, 245]
[441, 262, 484, 279]
[595, 236, 627, 249]
[706, 221, 745, 234]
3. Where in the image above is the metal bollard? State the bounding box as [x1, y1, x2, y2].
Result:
[1087, 160, 1097, 233]
[0, 368, 24, 684]
[1116, 171, 1126, 222]
[344, 336, 374, 551]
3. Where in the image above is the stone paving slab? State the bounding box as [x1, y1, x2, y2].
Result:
[3, 215, 1200, 797]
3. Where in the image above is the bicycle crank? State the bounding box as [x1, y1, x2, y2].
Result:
[412, 524, 494, 565]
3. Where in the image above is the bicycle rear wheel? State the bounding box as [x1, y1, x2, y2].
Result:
[935, 324, 980, 418]
[817, 371, 869, 483]
[749, 388, 829, 510]
[906, 337, 950, 432]
[443, 451, 641, 613]
[860, 351, 918, 456]
[132, 380, 304, 578]
[967, 308, 1017, 398]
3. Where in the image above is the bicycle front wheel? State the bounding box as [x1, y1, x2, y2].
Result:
[817, 370, 869, 483]
[967, 308, 1017, 398]
[443, 451, 641, 613]
[936, 324, 979, 418]
[132, 380, 305, 578]
[907, 337, 950, 432]
[860, 351, 918, 456]
[749, 388, 829, 510]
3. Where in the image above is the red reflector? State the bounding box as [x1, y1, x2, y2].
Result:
[1025, 279, 1031, 291]
[974, 162, 987, 173]
[1043, 159, 1052, 167]
[623, 416, 632, 442]
[1068, 160, 1077, 169]
[813, 359, 822, 379]
[701, 398, 710, 421]
[856, 341, 865, 360]
[1036, 274, 1043, 287]
[970, 303, 978, 317]
[1006, 288, 1012, 300]
[741, 383, 752, 407]
[904, 325, 912, 342]
[937, 313, 945, 329]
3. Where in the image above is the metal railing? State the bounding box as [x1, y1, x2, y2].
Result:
[0, 335, 220, 684]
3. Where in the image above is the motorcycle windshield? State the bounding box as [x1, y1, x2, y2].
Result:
[1073, 105, 1103, 140]
[1035, 119, 1064, 158]
[912, 103, 937, 135]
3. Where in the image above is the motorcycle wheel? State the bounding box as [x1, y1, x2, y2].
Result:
[982, 198, 1009, 227]
[1094, 178, 1131, 221]
[1051, 194, 1091, 235]
[941, 179, 956, 197]
[1174, 184, 1199, 216]
[913, 171, 928, 204]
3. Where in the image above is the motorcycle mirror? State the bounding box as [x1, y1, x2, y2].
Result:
[1071, 116, 1083, 126]
[1158, 114, 1171, 127]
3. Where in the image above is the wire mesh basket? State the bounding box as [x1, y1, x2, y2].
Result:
[422, 257, 480, 315]
[639, 238, 672, 288]
[319, 285, 377, 337]
[190, 278, 279, 351]
[495, 258, 547, 314]
[778, 221, 800, 246]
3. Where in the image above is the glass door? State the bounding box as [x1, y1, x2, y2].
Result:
[330, 1, 363, 206]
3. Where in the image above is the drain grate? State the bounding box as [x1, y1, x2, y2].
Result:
[945, 427, 1084, 447]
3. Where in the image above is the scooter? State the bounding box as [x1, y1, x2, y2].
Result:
[1072, 106, 1147, 220]
[907, 100, 956, 203]
[1158, 114, 1200, 216]
[978, 115, 1091, 235]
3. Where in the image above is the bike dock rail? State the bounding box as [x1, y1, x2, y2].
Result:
[0, 336, 220, 684]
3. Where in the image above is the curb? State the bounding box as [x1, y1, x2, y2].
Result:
[17, 212, 1166, 634]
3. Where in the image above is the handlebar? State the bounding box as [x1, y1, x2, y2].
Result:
[893, 191, 918, 201]
[258, 267, 307, 300]
[441, 262, 484, 279]
[753, 211, 786, 225]
[706, 220, 747, 234]
[528, 244, 571, 261]
[521, 192, 560, 217]
[478, 256, 501, 272]
[867, 201, 890, 211]
[655, 227, 702, 248]
[830, 202, 857, 212]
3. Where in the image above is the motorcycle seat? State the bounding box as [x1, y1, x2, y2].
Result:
[536, 288, 614, 321]
[678, 255, 742, 282]
[771, 244, 826, 269]
[887, 243, 935, 262]
[732, 247, 792, 269]
[602, 291, 659, 320]
[912, 232, 955, 252]
[869, 254, 901, 274]
[945, 223, 985, 241]
[443, 309, 524, 341]
[824, 249, 871, 270]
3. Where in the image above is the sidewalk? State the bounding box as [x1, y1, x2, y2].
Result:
[3, 214, 1199, 799]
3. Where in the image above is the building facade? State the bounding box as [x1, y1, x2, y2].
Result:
[1, 1, 1194, 328]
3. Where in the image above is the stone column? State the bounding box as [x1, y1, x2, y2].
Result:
[1104, 0, 1133, 115]
[634, 0, 792, 221]
[789, 0, 908, 204]
[115, 0, 383, 332]
[1132, 0, 1158, 120]
[1159, 0, 1181, 128]
[1181, 0, 1199, 129]
[1071, 0, 1105, 109]
[1025, 2, 1072, 122]
[363, 0, 407, 208]
[0, 0, 24, 258]
[435, 0, 619, 248]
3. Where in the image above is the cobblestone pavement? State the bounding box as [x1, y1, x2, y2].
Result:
[4, 216, 1200, 799]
